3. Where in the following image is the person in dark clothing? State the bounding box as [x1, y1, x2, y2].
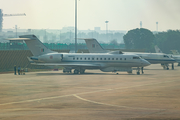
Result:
[14, 65, 16, 75]
[18, 66, 21, 75]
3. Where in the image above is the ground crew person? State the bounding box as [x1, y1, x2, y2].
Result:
[18, 66, 21, 75]
[14, 65, 16, 75]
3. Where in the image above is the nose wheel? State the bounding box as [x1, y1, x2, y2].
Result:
[161, 64, 169, 70]
[136, 67, 144, 75]
[136, 67, 140, 75]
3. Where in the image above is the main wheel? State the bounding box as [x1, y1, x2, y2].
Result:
[80, 69, 85, 74]
[74, 69, 79, 74]
[137, 71, 140, 75]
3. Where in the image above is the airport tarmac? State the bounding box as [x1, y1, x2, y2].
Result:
[0, 64, 180, 120]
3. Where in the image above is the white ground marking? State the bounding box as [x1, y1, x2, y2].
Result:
[0, 94, 72, 106]
[0, 108, 59, 112]
[0, 79, 179, 106]
[73, 94, 166, 111]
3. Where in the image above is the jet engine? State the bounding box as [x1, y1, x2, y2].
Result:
[38, 53, 63, 63]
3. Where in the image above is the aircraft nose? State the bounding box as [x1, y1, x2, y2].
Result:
[171, 58, 176, 63]
[142, 59, 151, 66]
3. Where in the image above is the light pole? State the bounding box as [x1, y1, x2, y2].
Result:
[59, 30, 61, 42]
[105, 21, 109, 41]
[75, 0, 77, 53]
[156, 22, 158, 32]
[13, 25, 19, 38]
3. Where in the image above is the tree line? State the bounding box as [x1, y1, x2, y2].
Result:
[123, 28, 180, 54]
[32, 29, 125, 44]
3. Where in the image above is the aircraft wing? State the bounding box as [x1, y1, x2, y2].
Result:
[31, 63, 101, 67]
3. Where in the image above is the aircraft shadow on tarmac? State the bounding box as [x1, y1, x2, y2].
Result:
[144, 68, 177, 70]
[35, 72, 153, 76]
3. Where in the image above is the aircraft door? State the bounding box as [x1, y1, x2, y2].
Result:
[60, 54, 63, 60]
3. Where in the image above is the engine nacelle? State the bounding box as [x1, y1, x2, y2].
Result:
[100, 67, 132, 72]
[38, 53, 63, 63]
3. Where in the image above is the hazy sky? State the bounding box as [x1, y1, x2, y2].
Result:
[0, 0, 180, 31]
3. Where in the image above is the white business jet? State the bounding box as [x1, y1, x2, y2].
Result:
[6, 35, 150, 75]
[81, 38, 175, 70]
[155, 45, 180, 67]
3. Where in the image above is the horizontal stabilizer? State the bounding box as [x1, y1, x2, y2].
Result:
[6, 38, 35, 41]
[78, 38, 96, 40]
[6, 35, 56, 56]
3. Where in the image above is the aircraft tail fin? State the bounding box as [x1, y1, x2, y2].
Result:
[79, 38, 109, 53]
[171, 50, 180, 55]
[154, 45, 163, 53]
[7, 35, 56, 56]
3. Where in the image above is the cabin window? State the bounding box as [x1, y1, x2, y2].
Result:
[112, 58, 114, 60]
[84, 58, 86, 60]
[92, 58, 94, 60]
[88, 58, 90, 60]
[116, 58, 118, 60]
[73, 58, 75, 60]
[124, 58, 126, 60]
[97, 58, 98, 60]
[80, 58, 82, 60]
[104, 58, 106, 60]
[120, 58, 122, 60]
[108, 58, 110, 60]
[77, 58, 79, 60]
[100, 58, 102, 60]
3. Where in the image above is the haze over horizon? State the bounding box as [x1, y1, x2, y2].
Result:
[0, 0, 180, 32]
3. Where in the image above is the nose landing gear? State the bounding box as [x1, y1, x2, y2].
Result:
[136, 67, 144, 75]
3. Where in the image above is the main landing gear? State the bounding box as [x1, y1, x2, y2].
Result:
[74, 69, 85, 74]
[161, 63, 174, 70]
[63, 68, 71, 73]
[63, 68, 86, 74]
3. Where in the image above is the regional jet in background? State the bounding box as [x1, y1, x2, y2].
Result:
[155, 45, 180, 66]
[81, 38, 175, 70]
[6, 35, 150, 75]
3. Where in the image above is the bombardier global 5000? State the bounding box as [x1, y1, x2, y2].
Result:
[7, 35, 150, 75]
[81, 38, 175, 70]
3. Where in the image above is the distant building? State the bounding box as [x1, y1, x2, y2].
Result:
[94, 27, 101, 32]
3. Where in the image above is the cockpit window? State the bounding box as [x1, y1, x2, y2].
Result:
[163, 55, 169, 58]
[133, 56, 140, 59]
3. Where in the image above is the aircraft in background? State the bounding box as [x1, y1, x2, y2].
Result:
[6, 35, 150, 75]
[80, 38, 175, 70]
[171, 50, 180, 55]
[155, 45, 180, 66]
